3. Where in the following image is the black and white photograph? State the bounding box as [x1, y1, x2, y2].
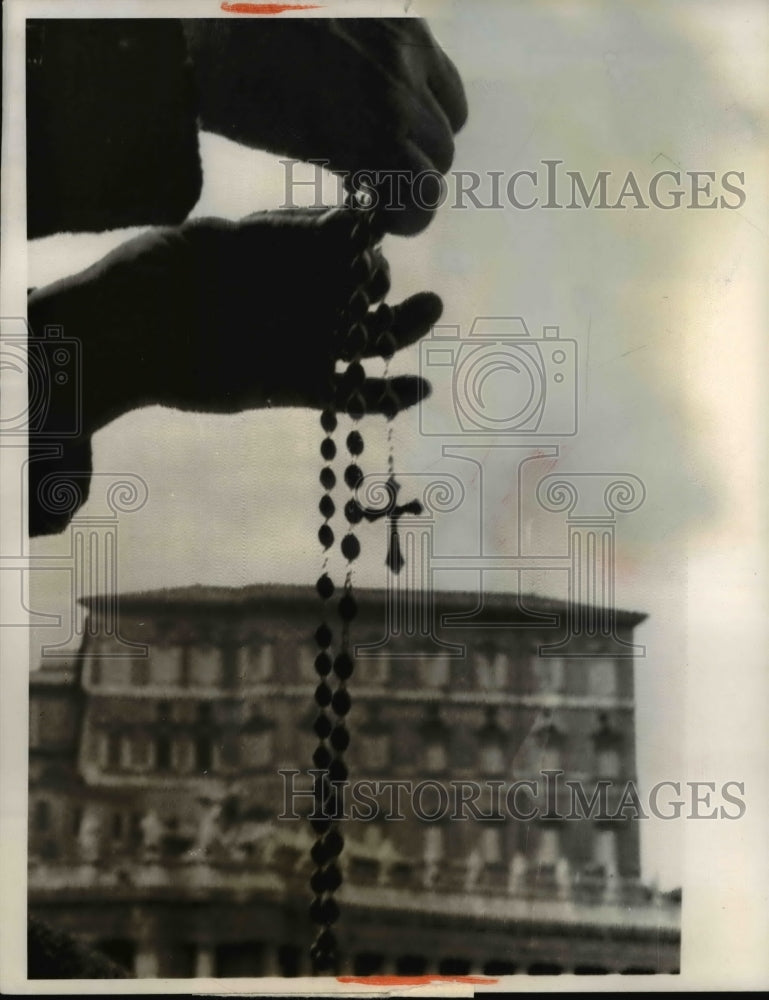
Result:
[1, 0, 767, 991]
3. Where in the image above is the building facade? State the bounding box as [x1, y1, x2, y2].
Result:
[29, 585, 680, 977]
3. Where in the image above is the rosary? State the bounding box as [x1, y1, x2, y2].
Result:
[309, 186, 423, 973]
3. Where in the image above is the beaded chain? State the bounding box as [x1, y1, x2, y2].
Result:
[309, 188, 417, 973]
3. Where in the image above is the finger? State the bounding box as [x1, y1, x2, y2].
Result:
[410, 89, 456, 175]
[353, 375, 432, 416]
[366, 249, 391, 303]
[424, 36, 469, 132]
[375, 141, 444, 237]
[362, 292, 443, 358]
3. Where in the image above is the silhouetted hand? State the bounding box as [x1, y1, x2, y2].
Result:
[28, 208, 440, 438]
[182, 18, 468, 235]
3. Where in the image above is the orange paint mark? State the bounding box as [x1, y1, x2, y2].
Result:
[220, 2, 322, 12]
[337, 975, 498, 986]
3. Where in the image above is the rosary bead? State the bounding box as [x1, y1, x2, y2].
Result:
[315, 573, 335, 600]
[310, 896, 340, 927]
[333, 652, 354, 680]
[328, 758, 349, 783]
[318, 524, 334, 550]
[324, 828, 344, 858]
[344, 499, 364, 525]
[346, 430, 364, 455]
[310, 942, 334, 968]
[341, 361, 366, 394]
[315, 623, 332, 649]
[330, 725, 350, 752]
[314, 651, 332, 677]
[331, 688, 352, 717]
[311, 839, 330, 867]
[348, 288, 370, 321]
[313, 713, 332, 739]
[309, 815, 332, 835]
[318, 495, 335, 519]
[376, 330, 398, 361]
[372, 301, 394, 335]
[314, 681, 333, 707]
[344, 464, 364, 490]
[315, 925, 339, 951]
[380, 387, 400, 421]
[313, 745, 332, 769]
[310, 869, 329, 895]
[351, 248, 374, 284]
[346, 321, 369, 358]
[338, 593, 358, 622]
[319, 467, 336, 490]
[347, 392, 366, 421]
[324, 864, 343, 892]
[320, 409, 337, 433]
[320, 437, 337, 461]
[341, 533, 361, 562]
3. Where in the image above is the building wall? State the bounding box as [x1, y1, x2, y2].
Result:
[29, 586, 679, 977]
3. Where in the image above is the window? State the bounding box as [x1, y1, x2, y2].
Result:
[155, 736, 172, 771]
[127, 735, 153, 771]
[239, 643, 274, 684]
[476, 651, 507, 690]
[588, 659, 617, 698]
[593, 827, 618, 876]
[533, 657, 565, 693]
[425, 741, 448, 773]
[130, 658, 149, 686]
[423, 825, 444, 861]
[596, 748, 621, 778]
[214, 736, 240, 771]
[538, 826, 560, 866]
[99, 732, 121, 769]
[195, 737, 213, 772]
[189, 645, 223, 687]
[360, 734, 390, 771]
[172, 737, 194, 773]
[297, 644, 316, 682]
[242, 731, 273, 768]
[359, 658, 389, 685]
[480, 743, 506, 776]
[417, 655, 450, 688]
[112, 812, 125, 840]
[481, 827, 503, 865]
[151, 645, 182, 686]
[90, 660, 102, 685]
[540, 746, 561, 772]
[33, 799, 51, 832]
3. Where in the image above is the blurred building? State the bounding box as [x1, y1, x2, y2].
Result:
[29, 584, 680, 977]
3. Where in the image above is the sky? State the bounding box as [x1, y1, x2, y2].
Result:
[25, 0, 768, 912]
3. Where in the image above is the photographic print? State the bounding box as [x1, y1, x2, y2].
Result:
[1, 0, 767, 992]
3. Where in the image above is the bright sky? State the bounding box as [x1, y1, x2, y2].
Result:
[25, 0, 768, 920]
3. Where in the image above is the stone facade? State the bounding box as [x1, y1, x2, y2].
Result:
[29, 584, 680, 977]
